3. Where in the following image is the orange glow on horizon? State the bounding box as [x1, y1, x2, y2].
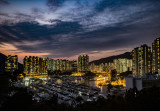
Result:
[0, 42, 132, 63]
[0, 43, 50, 63]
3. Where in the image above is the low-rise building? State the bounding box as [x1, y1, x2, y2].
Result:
[126, 74, 160, 91]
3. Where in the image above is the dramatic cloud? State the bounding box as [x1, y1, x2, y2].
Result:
[0, 0, 160, 62]
[0, 0, 9, 5]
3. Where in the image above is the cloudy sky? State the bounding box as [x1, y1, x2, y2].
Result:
[0, 0, 160, 63]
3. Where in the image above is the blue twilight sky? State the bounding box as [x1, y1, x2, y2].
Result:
[0, 0, 160, 62]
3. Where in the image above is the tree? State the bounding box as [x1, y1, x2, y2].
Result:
[1, 88, 33, 111]
[76, 96, 84, 104]
[107, 84, 113, 92]
[84, 71, 96, 76]
[111, 69, 117, 81]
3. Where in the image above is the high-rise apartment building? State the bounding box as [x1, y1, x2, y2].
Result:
[89, 63, 95, 73]
[62, 60, 66, 72]
[132, 47, 139, 75]
[89, 63, 105, 73]
[24, 56, 47, 75]
[46, 58, 76, 72]
[113, 58, 132, 74]
[66, 60, 70, 71]
[131, 44, 151, 76]
[5, 55, 18, 72]
[152, 37, 160, 74]
[71, 60, 77, 72]
[56, 59, 60, 71]
[46, 58, 56, 72]
[78, 55, 89, 72]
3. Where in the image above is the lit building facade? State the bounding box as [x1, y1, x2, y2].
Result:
[46, 58, 52, 71]
[104, 62, 114, 74]
[89, 59, 132, 74]
[46, 58, 56, 72]
[89, 63, 105, 73]
[152, 37, 160, 74]
[65, 60, 70, 71]
[78, 55, 89, 72]
[5, 55, 18, 72]
[132, 47, 139, 75]
[56, 59, 60, 71]
[113, 58, 132, 74]
[71, 60, 77, 72]
[131, 44, 152, 76]
[24, 56, 47, 75]
[89, 63, 95, 73]
[62, 60, 66, 72]
[46, 58, 77, 72]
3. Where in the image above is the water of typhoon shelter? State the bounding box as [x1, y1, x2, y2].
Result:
[21, 73, 125, 95]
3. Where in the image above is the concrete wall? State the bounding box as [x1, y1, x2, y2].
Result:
[126, 77, 134, 90]
[135, 79, 142, 91]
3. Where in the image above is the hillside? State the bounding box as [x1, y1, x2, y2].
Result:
[90, 52, 132, 65]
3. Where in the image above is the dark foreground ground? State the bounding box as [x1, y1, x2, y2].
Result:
[0, 76, 160, 111]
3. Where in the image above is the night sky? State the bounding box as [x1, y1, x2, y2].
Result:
[0, 0, 160, 63]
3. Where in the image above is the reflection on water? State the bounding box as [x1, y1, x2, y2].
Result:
[56, 79, 62, 84]
[87, 78, 108, 94]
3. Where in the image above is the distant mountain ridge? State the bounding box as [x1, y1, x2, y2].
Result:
[89, 52, 132, 65]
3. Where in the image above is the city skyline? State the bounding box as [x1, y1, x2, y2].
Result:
[0, 0, 160, 63]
